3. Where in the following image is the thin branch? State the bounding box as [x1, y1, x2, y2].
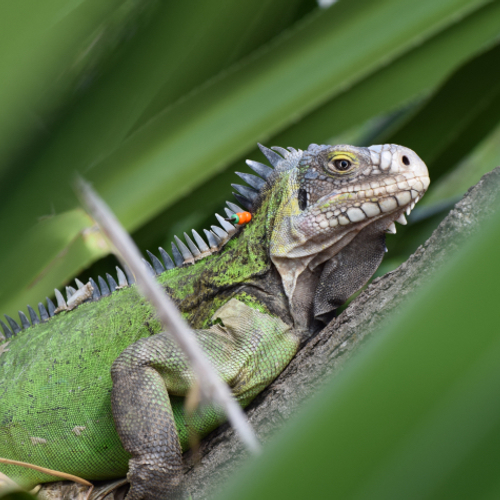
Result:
[75, 177, 260, 454]
[0, 457, 92, 487]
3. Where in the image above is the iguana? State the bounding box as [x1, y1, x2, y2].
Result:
[0, 143, 429, 499]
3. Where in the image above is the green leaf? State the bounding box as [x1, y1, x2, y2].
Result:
[0, 491, 36, 500]
[216, 179, 500, 500]
[0, 0, 153, 178]
[380, 41, 500, 183]
[0, 210, 108, 319]
[272, 0, 500, 149]
[0, 0, 310, 235]
[425, 122, 500, 205]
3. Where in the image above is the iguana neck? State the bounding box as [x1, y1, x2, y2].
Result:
[157, 187, 280, 319]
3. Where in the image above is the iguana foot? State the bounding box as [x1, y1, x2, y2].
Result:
[125, 458, 183, 500]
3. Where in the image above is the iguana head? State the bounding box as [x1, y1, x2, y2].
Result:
[250, 143, 429, 320]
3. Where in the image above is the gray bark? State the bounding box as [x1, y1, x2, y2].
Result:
[38, 166, 500, 500]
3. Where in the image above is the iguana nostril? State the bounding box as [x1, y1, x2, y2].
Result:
[402, 155, 410, 166]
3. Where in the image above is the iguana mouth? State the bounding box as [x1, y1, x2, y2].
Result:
[309, 172, 428, 228]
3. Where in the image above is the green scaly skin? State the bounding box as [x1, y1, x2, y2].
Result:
[0, 143, 430, 499]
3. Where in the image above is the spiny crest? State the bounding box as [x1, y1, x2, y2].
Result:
[0, 144, 299, 339]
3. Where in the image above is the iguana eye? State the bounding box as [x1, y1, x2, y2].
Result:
[333, 159, 351, 171]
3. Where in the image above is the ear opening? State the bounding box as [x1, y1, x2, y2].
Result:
[298, 188, 308, 210]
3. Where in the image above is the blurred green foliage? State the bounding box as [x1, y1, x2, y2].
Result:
[1, 0, 500, 497]
[0, 492, 36, 500]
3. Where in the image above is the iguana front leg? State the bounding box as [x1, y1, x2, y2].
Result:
[111, 299, 297, 499]
[111, 335, 186, 500]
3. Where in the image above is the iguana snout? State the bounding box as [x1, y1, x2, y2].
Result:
[269, 143, 430, 301]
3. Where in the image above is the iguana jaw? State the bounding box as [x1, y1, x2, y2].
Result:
[269, 144, 430, 301]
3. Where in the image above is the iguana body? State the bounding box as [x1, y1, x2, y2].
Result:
[0, 143, 429, 499]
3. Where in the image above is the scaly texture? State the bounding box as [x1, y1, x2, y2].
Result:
[0, 143, 429, 499]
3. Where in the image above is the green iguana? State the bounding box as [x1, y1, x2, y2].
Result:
[0, 143, 429, 499]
